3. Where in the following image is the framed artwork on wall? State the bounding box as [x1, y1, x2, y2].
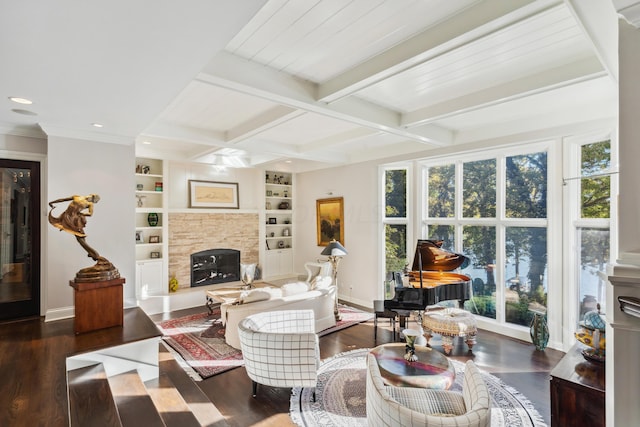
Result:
[316, 197, 344, 246]
[188, 180, 239, 209]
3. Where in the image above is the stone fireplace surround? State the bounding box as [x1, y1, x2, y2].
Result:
[168, 212, 259, 290]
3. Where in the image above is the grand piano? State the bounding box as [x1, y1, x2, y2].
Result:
[384, 240, 472, 312]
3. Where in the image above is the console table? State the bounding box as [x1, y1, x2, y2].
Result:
[550, 342, 605, 427]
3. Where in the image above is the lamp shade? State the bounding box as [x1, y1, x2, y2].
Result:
[321, 240, 348, 257]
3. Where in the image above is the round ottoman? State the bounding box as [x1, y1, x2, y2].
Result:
[422, 308, 477, 355]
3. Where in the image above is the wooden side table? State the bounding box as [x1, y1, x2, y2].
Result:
[550, 342, 605, 427]
[70, 278, 125, 334]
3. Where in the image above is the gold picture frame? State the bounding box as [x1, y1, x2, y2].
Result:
[316, 197, 344, 246]
[188, 180, 239, 209]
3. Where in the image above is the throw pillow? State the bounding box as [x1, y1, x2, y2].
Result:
[239, 289, 271, 304]
[281, 281, 309, 297]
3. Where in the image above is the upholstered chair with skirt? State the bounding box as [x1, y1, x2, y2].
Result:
[366, 354, 491, 426]
[238, 309, 319, 400]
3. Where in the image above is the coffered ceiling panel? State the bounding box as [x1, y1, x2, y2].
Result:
[356, 4, 598, 113]
[226, 0, 480, 82]
[157, 82, 280, 131]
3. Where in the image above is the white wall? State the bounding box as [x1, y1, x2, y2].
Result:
[295, 160, 381, 309]
[46, 136, 135, 320]
[168, 162, 262, 210]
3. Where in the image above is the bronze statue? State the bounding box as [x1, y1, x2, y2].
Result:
[48, 194, 120, 282]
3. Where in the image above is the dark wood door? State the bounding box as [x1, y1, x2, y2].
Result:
[0, 159, 40, 320]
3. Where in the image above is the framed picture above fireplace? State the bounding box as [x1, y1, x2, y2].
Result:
[189, 180, 239, 209]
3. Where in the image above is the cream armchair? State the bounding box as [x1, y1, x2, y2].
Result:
[238, 309, 319, 400]
[304, 261, 332, 288]
[366, 354, 490, 426]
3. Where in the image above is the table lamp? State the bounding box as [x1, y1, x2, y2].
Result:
[321, 239, 348, 321]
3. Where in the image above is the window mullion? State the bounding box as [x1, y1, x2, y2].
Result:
[496, 155, 506, 324]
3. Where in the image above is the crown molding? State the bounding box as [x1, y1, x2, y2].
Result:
[38, 123, 134, 145]
[613, 0, 640, 28]
[0, 123, 46, 139]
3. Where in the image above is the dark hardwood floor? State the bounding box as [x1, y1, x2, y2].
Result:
[152, 306, 565, 427]
[0, 305, 565, 427]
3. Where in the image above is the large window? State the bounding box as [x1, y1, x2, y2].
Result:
[380, 132, 616, 348]
[574, 139, 612, 319]
[424, 148, 549, 329]
[383, 167, 408, 298]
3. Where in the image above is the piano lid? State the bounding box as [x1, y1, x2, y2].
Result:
[411, 239, 470, 272]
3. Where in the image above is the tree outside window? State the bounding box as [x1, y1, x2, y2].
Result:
[384, 168, 408, 297]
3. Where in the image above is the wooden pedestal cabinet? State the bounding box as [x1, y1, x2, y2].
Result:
[550, 343, 605, 427]
[70, 278, 125, 334]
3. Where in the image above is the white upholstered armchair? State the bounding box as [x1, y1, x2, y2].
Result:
[304, 261, 332, 288]
[238, 309, 319, 400]
[366, 354, 491, 426]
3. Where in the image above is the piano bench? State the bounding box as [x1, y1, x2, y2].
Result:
[374, 300, 403, 341]
[422, 308, 477, 355]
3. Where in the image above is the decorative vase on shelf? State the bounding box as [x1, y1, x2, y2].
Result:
[147, 212, 159, 227]
[529, 309, 549, 351]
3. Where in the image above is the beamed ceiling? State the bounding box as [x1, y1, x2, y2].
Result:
[0, 1, 622, 172]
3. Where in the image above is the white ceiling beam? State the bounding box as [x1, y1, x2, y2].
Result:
[235, 138, 349, 164]
[226, 105, 302, 143]
[454, 116, 617, 147]
[566, 0, 619, 82]
[325, 96, 453, 145]
[402, 57, 607, 127]
[198, 51, 450, 147]
[317, 0, 557, 103]
[298, 128, 377, 153]
[345, 140, 433, 165]
[141, 121, 227, 149]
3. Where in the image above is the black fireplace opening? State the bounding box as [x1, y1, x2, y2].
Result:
[191, 249, 240, 287]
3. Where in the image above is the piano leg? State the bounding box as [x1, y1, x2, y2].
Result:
[394, 309, 412, 338]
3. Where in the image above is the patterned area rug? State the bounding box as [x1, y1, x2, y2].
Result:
[156, 305, 373, 380]
[290, 348, 547, 427]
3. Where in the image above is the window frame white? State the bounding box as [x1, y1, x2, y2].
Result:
[417, 140, 561, 344]
[379, 163, 412, 300]
[562, 130, 618, 350]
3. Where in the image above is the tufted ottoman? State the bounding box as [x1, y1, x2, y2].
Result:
[422, 308, 477, 355]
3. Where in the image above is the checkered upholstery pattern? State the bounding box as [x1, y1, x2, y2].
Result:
[238, 309, 319, 391]
[366, 354, 491, 426]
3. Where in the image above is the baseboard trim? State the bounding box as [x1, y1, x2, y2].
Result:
[46, 306, 74, 322]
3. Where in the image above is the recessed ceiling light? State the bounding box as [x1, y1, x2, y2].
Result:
[11, 109, 37, 116]
[285, 160, 292, 163]
[9, 97, 32, 105]
[142, 141, 152, 145]
[91, 123, 103, 128]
